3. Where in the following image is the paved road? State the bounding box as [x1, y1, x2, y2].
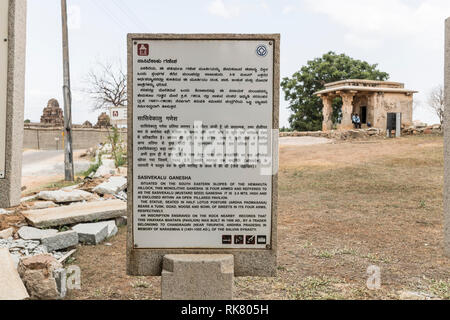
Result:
[279, 137, 332, 146]
[22, 150, 91, 176]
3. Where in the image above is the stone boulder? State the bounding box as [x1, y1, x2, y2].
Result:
[18, 254, 65, 300]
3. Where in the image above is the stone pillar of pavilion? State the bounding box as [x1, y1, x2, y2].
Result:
[338, 91, 357, 130]
[320, 94, 333, 131]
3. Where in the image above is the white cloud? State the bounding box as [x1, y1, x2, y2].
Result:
[303, 0, 450, 49]
[207, 0, 241, 19]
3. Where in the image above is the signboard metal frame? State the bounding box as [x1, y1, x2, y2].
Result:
[126, 34, 280, 277]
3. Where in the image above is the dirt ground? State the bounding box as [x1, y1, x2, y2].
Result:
[21, 149, 91, 194]
[64, 135, 449, 300]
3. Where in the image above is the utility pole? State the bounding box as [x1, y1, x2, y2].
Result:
[61, 0, 74, 181]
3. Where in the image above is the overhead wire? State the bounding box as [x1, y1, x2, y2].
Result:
[110, 0, 149, 31]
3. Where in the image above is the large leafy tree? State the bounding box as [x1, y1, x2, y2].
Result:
[281, 52, 390, 131]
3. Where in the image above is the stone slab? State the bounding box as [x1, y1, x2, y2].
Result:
[126, 34, 279, 277]
[23, 199, 127, 228]
[17, 226, 58, 240]
[0, 248, 29, 300]
[445, 17, 450, 257]
[28, 201, 56, 210]
[38, 189, 94, 203]
[161, 254, 234, 300]
[72, 222, 108, 245]
[0, 0, 27, 208]
[93, 176, 127, 195]
[40, 230, 78, 252]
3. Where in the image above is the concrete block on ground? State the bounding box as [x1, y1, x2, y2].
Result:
[38, 189, 94, 203]
[72, 222, 108, 245]
[0, 248, 29, 300]
[93, 176, 127, 195]
[40, 230, 78, 252]
[18, 226, 58, 240]
[98, 220, 118, 238]
[23, 199, 126, 228]
[0, 227, 14, 239]
[161, 254, 234, 300]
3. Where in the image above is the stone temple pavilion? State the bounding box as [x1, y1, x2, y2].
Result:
[315, 80, 417, 131]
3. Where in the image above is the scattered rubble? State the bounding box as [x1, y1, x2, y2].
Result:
[0, 238, 48, 268]
[18, 254, 64, 300]
[0, 141, 129, 300]
[0, 248, 29, 300]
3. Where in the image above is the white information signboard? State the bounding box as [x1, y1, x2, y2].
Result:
[110, 107, 127, 126]
[0, 0, 8, 179]
[132, 39, 276, 249]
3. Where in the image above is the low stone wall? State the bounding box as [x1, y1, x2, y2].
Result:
[280, 125, 443, 140]
[23, 126, 127, 150]
[402, 124, 442, 135]
[280, 128, 384, 140]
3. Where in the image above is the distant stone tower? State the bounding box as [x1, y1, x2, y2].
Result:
[40, 99, 64, 126]
[95, 112, 111, 128]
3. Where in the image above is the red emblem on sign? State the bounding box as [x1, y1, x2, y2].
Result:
[137, 43, 149, 56]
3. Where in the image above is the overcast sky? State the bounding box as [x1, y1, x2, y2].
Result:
[25, 0, 450, 126]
